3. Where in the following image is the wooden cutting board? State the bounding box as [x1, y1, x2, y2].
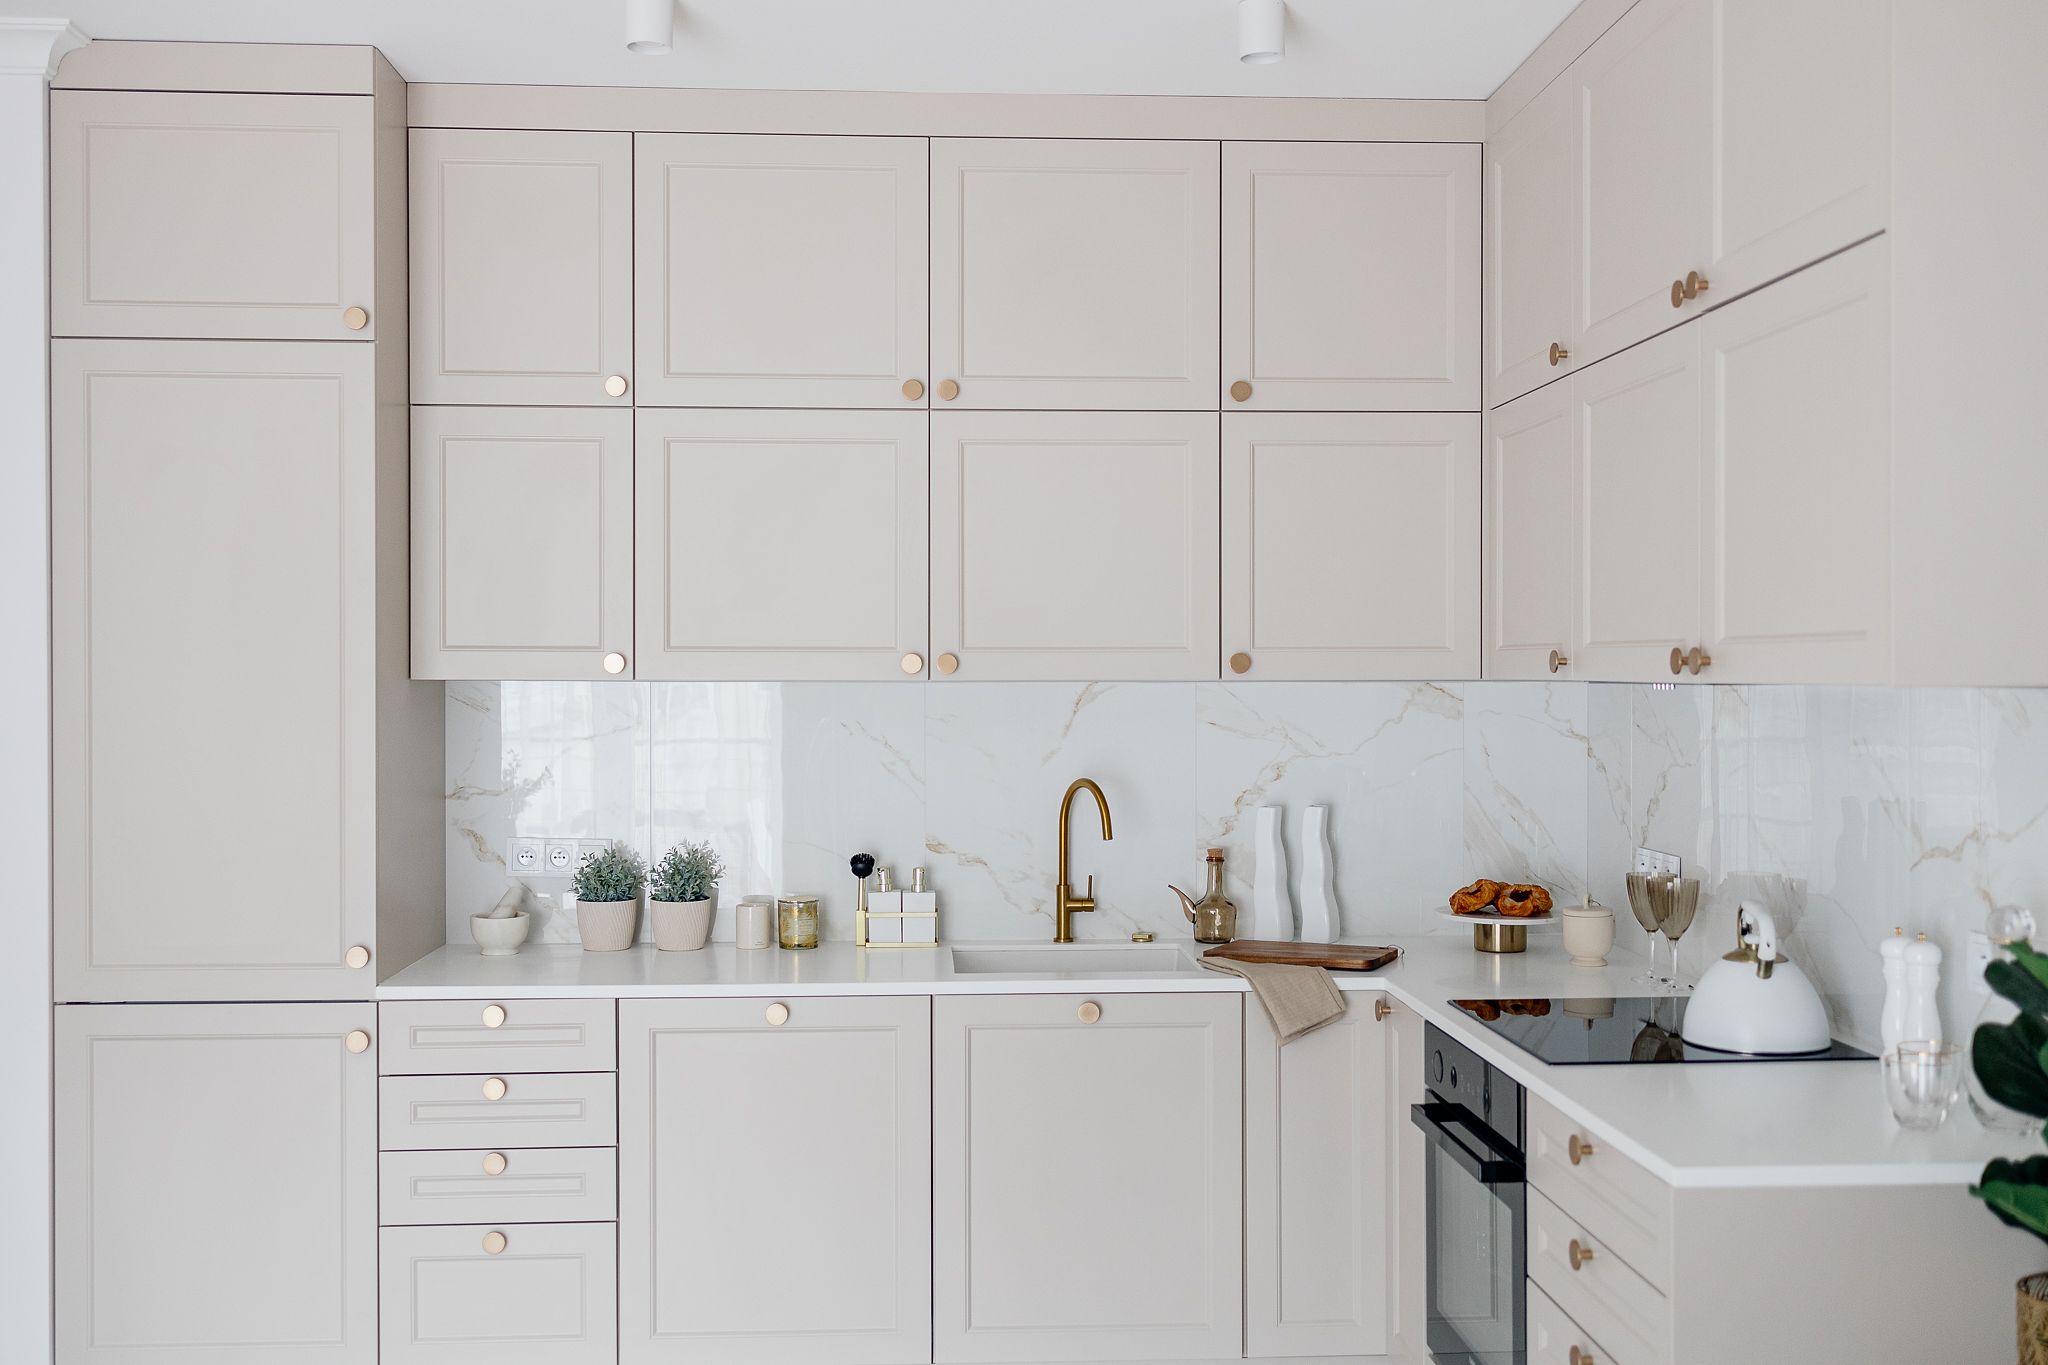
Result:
[1202, 940, 1399, 972]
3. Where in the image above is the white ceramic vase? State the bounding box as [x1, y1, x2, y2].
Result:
[576, 898, 639, 952]
[1298, 805, 1339, 943]
[652, 897, 714, 952]
[1249, 805, 1295, 941]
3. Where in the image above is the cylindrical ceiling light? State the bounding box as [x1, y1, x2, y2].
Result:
[1238, 0, 1285, 65]
[626, 0, 675, 55]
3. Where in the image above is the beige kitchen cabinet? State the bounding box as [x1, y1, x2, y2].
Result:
[409, 128, 633, 406]
[1697, 237, 1891, 684]
[1483, 381, 1578, 680]
[932, 993, 1242, 1363]
[619, 996, 931, 1365]
[55, 1003, 377, 1364]
[411, 405, 635, 681]
[50, 90, 379, 340]
[1222, 141, 1480, 411]
[1244, 995, 1390, 1358]
[931, 137, 1219, 410]
[931, 411, 1219, 681]
[52, 339, 437, 1001]
[380, 1222, 618, 1365]
[1222, 412, 1479, 680]
[1485, 77, 1579, 405]
[636, 409, 929, 681]
[636, 133, 928, 408]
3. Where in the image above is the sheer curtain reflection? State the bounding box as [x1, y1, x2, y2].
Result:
[647, 683, 782, 910]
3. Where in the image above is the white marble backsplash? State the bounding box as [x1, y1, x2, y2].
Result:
[445, 680, 1593, 947]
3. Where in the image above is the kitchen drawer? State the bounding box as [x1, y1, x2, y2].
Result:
[1530, 1278, 1629, 1365]
[381, 1147, 617, 1226]
[1528, 1094, 1673, 1291]
[1529, 1188, 1669, 1365]
[380, 1221, 617, 1365]
[379, 999, 616, 1075]
[381, 1072, 616, 1151]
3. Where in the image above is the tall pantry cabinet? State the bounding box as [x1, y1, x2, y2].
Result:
[46, 43, 436, 1365]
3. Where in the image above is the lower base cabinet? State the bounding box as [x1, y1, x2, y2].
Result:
[380, 1222, 619, 1365]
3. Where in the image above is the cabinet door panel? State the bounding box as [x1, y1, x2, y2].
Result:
[412, 406, 634, 680]
[1487, 78, 1581, 404]
[637, 133, 928, 408]
[1573, 325, 1703, 681]
[933, 993, 1242, 1363]
[636, 409, 928, 680]
[410, 129, 632, 406]
[1710, 0, 1889, 303]
[621, 996, 931, 1365]
[1574, 0, 1712, 364]
[1485, 381, 1579, 679]
[53, 340, 377, 1001]
[56, 1003, 377, 1365]
[381, 1223, 617, 1365]
[1224, 412, 1479, 680]
[51, 91, 375, 340]
[1224, 141, 1480, 411]
[1701, 238, 1891, 683]
[932, 138, 1219, 410]
[1245, 998, 1390, 1357]
[932, 411, 1219, 680]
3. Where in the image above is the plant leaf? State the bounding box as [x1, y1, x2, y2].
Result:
[1993, 952, 2048, 1015]
[1975, 1156, 2048, 1248]
[1976, 1013, 2048, 1119]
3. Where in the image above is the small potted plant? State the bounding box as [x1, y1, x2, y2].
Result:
[571, 842, 645, 952]
[650, 840, 724, 952]
[1968, 940, 2048, 1359]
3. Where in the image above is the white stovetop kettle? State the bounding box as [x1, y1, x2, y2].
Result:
[1681, 901, 1833, 1056]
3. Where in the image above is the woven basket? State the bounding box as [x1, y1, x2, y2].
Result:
[2019, 1274, 2048, 1365]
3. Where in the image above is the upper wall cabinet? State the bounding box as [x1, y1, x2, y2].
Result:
[1223, 413, 1478, 681]
[51, 90, 377, 340]
[931, 138, 1219, 410]
[1483, 381, 1578, 680]
[1486, 78, 1579, 405]
[409, 128, 633, 406]
[1223, 142, 1479, 412]
[637, 133, 929, 408]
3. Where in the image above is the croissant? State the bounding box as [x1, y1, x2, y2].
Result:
[1495, 884, 1554, 918]
[1449, 879, 1504, 915]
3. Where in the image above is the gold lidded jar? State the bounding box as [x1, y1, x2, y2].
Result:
[777, 895, 820, 950]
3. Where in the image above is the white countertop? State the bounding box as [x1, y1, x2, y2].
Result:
[379, 934, 2036, 1190]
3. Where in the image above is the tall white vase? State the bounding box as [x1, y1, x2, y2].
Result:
[1249, 806, 1295, 942]
[1298, 805, 1339, 943]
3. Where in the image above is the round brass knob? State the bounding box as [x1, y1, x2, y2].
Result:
[1568, 1238, 1595, 1270]
[1569, 1133, 1595, 1165]
[1229, 379, 1253, 403]
[1228, 651, 1252, 675]
[936, 379, 960, 401]
[344, 944, 370, 969]
[1686, 269, 1710, 299]
[765, 1002, 790, 1026]
[342, 305, 369, 331]
[1548, 648, 1569, 674]
[604, 374, 629, 398]
[1670, 279, 1688, 309]
[900, 652, 924, 675]
[482, 1004, 507, 1029]
[1670, 645, 1713, 676]
[602, 651, 628, 675]
[1571, 1348, 1596, 1365]
[1549, 341, 1570, 366]
[1374, 999, 1393, 1022]
[1077, 1001, 1102, 1024]
[482, 1151, 508, 1176]
[482, 1076, 507, 1101]
[344, 1029, 371, 1054]
[936, 653, 959, 675]
[902, 378, 925, 401]
[482, 1230, 508, 1255]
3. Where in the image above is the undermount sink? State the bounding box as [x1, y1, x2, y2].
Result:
[948, 944, 1194, 976]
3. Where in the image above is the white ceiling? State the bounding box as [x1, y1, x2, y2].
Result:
[3, 0, 1578, 100]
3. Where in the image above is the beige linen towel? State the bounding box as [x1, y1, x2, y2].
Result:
[1198, 957, 1347, 1042]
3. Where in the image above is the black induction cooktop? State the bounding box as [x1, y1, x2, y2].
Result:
[1449, 995, 1877, 1064]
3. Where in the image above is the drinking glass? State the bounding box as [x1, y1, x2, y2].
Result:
[1885, 1041, 1964, 1131]
[1625, 873, 1667, 985]
[1652, 878, 1701, 992]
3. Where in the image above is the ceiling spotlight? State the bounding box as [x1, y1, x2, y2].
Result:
[1237, 0, 1285, 65]
[626, 0, 675, 55]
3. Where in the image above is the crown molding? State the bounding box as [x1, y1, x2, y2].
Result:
[0, 19, 88, 79]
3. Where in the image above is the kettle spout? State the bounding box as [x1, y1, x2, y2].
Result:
[1168, 884, 1197, 924]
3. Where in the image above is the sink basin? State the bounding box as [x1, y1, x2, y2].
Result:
[949, 945, 1193, 976]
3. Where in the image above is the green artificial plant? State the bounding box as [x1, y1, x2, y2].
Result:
[651, 841, 724, 904]
[570, 842, 645, 904]
[1971, 940, 2048, 1242]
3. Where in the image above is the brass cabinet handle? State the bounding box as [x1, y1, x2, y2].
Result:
[1548, 648, 1569, 674]
[602, 651, 628, 675]
[1670, 278, 1688, 309]
[342, 305, 369, 331]
[482, 1004, 506, 1029]
[1229, 651, 1252, 675]
[1569, 1133, 1595, 1165]
[765, 1002, 790, 1026]
[901, 378, 925, 401]
[344, 1029, 371, 1054]
[344, 944, 370, 969]
[1571, 1348, 1597, 1365]
[1685, 269, 1710, 300]
[936, 652, 960, 675]
[1568, 1237, 1595, 1270]
[936, 379, 960, 401]
[1374, 998, 1393, 1022]
[900, 652, 925, 675]
[482, 1230, 508, 1255]
[1548, 342, 1570, 366]
[1669, 645, 1713, 676]
[482, 1151, 508, 1176]
[482, 1076, 508, 1101]
[1077, 1001, 1102, 1024]
[1229, 379, 1253, 403]
[604, 374, 628, 398]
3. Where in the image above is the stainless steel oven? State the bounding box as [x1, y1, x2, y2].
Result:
[1411, 1022, 1526, 1365]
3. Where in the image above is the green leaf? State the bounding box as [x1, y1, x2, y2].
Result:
[1974, 1156, 2048, 1249]
[1990, 958, 2048, 1017]
[2012, 942, 2048, 991]
[1974, 1012, 2048, 1119]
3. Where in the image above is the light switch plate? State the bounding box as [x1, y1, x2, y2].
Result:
[1633, 846, 1683, 878]
[574, 840, 610, 873]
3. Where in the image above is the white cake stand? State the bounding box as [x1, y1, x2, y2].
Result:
[1434, 904, 1560, 954]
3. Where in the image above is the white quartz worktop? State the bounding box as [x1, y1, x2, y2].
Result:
[380, 933, 2036, 1191]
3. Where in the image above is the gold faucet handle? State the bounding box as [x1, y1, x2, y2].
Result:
[1073, 875, 1096, 910]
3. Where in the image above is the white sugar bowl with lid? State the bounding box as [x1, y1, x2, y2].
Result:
[1561, 901, 1616, 967]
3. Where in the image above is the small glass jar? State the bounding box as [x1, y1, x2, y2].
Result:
[777, 895, 820, 950]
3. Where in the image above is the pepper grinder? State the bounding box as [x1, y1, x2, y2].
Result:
[850, 852, 875, 943]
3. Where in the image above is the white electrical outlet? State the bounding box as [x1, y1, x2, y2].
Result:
[1968, 930, 1995, 997]
[575, 840, 610, 873]
[508, 838, 544, 874]
[1632, 846, 1683, 878]
[544, 841, 576, 874]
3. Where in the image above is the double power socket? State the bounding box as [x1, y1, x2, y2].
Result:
[508, 837, 613, 879]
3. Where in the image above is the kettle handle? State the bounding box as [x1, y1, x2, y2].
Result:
[1737, 901, 1781, 966]
[1168, 884, 1196, 924]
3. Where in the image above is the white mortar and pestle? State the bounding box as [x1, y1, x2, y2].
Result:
[470, 885, 533, 956]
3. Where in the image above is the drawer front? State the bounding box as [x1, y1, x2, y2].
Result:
[381, 1147, 617, 1226]
[381, 1072, 617, 1151]
[1530, 1278, 1629, 1365]
[1529, 1188, 1669, 1365]
[380, 1222, 617, 1365]
[379, 999, 616, 1075]
[1528, 1094, 1673, 1290]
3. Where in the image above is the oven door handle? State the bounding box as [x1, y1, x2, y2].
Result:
[1410, 1101, 1526, 1184]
